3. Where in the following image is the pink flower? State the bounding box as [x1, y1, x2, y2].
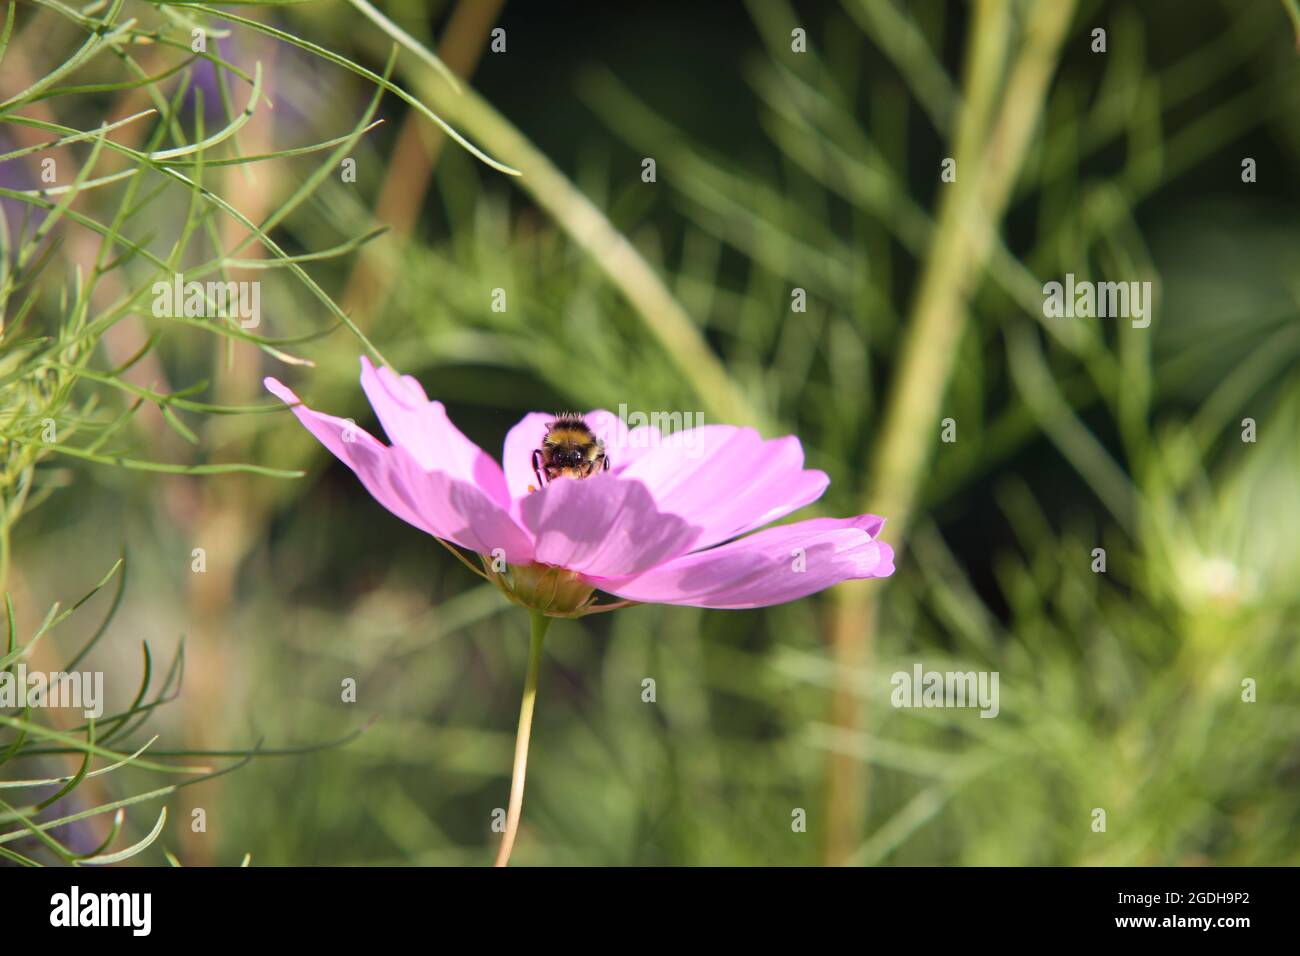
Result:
[264, 358, 893, 614]
[266, 356, 896, 865]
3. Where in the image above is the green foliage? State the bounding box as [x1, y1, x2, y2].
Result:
[0, 0, 488, 863]
[4, 0, 1299, 866]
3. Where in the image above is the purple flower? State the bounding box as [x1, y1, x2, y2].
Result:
[266, 357, 893, 613]
[266, 356, 896, 864]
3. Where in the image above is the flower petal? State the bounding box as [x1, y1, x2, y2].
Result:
[618, 425, 830, 551]
[265, 377, 533, 562]
[502, 412, 554, 501]
[519, 473, 703, 577]
[358, 357, 509, 507]
[589, 515, 893, 609]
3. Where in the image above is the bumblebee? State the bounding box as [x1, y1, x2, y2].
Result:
[532, 413, 609, 488]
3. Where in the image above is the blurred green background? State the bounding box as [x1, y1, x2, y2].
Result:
[2, 0, 1299, 866]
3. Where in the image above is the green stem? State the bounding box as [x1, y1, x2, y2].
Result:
[493, 611, 550, 867]
[407, 64, 763, 430]
[823, 0, 1078, 865]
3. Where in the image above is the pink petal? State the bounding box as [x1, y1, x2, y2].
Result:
[617, 425, 830, 552]
[265, 377, 533, 563]
[519, 473, 703, 577]
[589, 515, 894, 609]
[358, 357, 509, 507]
[582, 409, 663, 473]
[502, 412, 554, 501]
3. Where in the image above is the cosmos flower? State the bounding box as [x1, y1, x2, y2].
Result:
[264, 358, 894, 615]
[264, 356, 894, 866]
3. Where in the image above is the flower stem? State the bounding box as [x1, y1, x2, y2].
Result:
[493, 610, 550, 867]
[822, 0, 1077, 864]
[411, 69, 764, 429]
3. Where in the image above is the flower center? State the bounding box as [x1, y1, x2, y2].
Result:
[491, 561, 596, 617]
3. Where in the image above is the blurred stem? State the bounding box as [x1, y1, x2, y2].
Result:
[822, 0, 1077, 865]
[1282, 0, 1300, 49]
[411, 71, 763, 429]
[0, 465, 33, 594]
[494, 610, 550, 867]
[341, 0, 505, 324]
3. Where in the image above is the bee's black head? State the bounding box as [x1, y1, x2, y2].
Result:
[554, 447, 584, 468]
